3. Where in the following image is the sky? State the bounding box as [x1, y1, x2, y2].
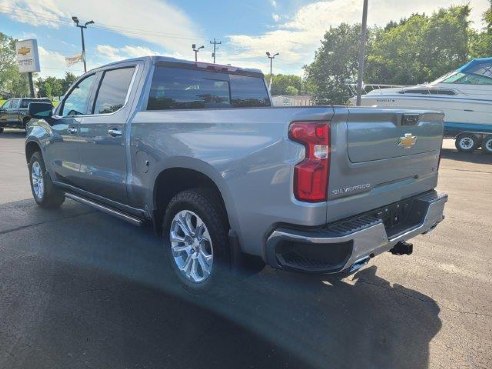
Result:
[0, 0, 490, 78]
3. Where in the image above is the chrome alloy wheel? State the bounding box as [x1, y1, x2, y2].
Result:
[170, 210, 213, 283]
[458, 137, 474, 150]
[31, 161, 44, 200]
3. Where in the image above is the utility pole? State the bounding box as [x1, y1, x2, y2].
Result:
[266, 51, 279, 91]
[192, 44, 204, 62]
[356, 0, 368, 106]
[210, 38, 222, 63]
[72, 16, 94, 73]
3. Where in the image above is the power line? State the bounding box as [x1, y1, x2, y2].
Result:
[0, 5, 204, 41]
[210, 38, 222, 63]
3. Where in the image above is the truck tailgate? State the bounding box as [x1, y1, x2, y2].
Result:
[347, 110, 443, 163]
[326, 108, 444, 222]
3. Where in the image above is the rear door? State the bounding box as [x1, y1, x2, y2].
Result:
[7, 99, 21, 125]
[77, 65, 137, 204]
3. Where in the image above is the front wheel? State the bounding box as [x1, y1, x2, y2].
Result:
[162, 189, 230, 291]
[28, 151, 65, 208]
[482, 135, 492, 155]
[455, 133, 479, 152]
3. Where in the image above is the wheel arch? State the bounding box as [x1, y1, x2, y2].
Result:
[25, 140, 42, 163]
[151, 161, 238, 236]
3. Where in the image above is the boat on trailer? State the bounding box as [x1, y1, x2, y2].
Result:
[356, 57, 492, 153]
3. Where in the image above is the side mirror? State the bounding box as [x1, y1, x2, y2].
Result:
[28, 102, 53, 119]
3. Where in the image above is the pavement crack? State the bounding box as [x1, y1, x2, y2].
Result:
[0, 211, 94, 236]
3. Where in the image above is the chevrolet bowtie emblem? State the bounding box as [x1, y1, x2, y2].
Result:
[398, 133, 417, 149]
[18, 47, 31, 56]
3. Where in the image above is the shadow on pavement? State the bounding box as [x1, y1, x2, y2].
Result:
[0, 199, 442, 369]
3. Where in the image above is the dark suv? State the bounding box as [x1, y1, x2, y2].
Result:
[0, 98, 52, 132]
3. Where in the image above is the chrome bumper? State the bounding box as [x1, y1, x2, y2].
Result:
[265, 191, 448, 273]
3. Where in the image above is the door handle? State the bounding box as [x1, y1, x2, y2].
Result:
[108, 128, 123, 137]
[68, 127, 77, 134]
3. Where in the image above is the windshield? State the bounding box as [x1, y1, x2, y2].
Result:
[435, 60, 492, 85]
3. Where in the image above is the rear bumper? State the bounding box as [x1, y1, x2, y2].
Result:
[265, 191, 448, 274]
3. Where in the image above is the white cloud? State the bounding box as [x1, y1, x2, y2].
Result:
[37, 46, 81, 78]
[272, 13, 280, 22]
[96, 45, 159, 62]
[228, 0, 491, 74]
[0, 0, 204, 55]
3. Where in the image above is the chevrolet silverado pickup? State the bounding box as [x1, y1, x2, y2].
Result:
[25, 56, 447, 290]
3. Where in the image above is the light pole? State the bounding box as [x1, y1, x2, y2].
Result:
[266, 51, 279, 91]
[356, 0, 368, 106]
[192, 44, 204, 62]
[72, 16, 94, 73]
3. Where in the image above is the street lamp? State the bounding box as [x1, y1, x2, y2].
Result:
[72, 16, 94, 73]
[192, 44, 204, 62]
[266, 51, 279, 91]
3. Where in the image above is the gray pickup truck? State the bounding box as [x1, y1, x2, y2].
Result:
[25, 56, 447, 290]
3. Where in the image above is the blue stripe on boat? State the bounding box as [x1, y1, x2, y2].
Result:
[444, 122, 492, 135]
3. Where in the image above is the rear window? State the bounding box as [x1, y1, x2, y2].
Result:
[230, 74, 270, 107]
[147, 66, 270, 110]
[93, 67, 135, 114]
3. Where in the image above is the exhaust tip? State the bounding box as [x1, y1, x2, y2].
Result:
[349, 256, 370, 273]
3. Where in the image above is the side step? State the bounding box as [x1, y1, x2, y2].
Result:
[65, 193, 144, 226]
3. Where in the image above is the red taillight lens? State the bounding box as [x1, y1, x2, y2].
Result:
[289, 122, 330, 202]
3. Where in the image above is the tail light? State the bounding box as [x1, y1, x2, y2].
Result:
[289, 122, 330, 202]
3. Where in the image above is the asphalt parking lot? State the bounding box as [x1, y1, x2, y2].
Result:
[0, 129, 491, 369]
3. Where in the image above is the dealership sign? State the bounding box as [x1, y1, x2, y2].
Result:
[15, 39, 41, 73]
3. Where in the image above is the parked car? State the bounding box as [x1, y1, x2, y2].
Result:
[25, 56, 447, 291]
[0, 97, 52, 132]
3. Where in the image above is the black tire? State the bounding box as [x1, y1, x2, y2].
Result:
[162, 188, 230, 292]
[28, 151, 65, 208]
[455, 133, 479, 152]
[482, 135, 492, 154]
[0, 127, 3, 134]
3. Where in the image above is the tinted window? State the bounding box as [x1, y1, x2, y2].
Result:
[94, 67, 135, 114]
[230, 75, 270, 107]
[148, 67, 230, 110]
[61, 74, 96, 116]
[20, 99, 50, 108]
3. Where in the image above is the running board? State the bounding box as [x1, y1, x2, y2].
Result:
[65, 193, 144, 226]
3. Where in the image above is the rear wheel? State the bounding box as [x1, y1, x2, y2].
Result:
[455, 133, 479, 152]
[0, 127, 3, 134]
[162, 188, 230, 291]
[28, 151, 65, 208]
[482, 135, 492, 155]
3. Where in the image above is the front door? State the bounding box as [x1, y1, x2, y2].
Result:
[45, 73, 98, 187]
[77, 66, 136, 204]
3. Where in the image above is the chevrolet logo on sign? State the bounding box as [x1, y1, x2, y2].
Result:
[18, 47, 31, 56]
[398, 133, 417, 149]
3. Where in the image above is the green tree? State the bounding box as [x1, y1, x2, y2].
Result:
[304, 23, 361, 104]
[469, 1, 492, 57]
[61, 72, 77, 94]
[271, 74, 302, 95]
[366, 6, 470, 85]
[0, 32, 29, 97]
